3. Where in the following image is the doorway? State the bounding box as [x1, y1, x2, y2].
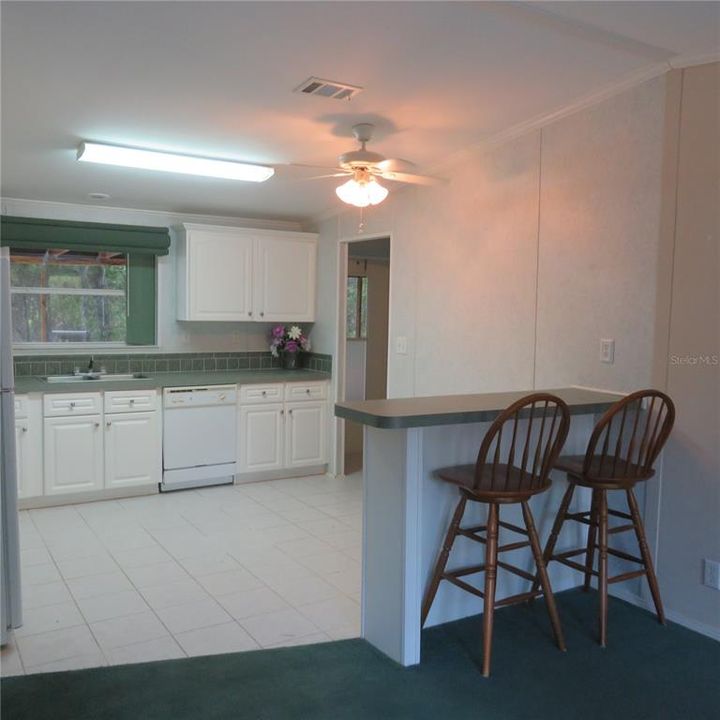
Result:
[339, 237, 390, 475]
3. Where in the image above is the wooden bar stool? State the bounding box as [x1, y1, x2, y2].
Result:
[421, 393, 571, 677]
[533, 389, 675, 648]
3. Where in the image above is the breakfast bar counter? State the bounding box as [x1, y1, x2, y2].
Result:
[335, 386, 622, 666]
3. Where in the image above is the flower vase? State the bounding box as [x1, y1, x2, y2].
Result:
[282, 352, 300, 370]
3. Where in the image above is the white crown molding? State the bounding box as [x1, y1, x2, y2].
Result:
[0, 196, 303, 232]
[668, 50, 720, 69]
[429, 62, 671, 175]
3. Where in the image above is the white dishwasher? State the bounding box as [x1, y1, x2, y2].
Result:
[162, 385, 238, 491]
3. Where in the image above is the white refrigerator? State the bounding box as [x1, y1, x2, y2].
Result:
[0, 246, 22, 644]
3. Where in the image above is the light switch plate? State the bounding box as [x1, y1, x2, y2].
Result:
[396, 336, 408, 355]
[600, 338, 615, 364]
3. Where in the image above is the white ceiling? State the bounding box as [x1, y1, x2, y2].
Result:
[2, 1, 718, 222]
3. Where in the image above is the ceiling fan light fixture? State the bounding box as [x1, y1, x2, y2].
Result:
[335, 177, 388, 208]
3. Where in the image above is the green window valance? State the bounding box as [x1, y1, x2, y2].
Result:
[0, 216, 170, 256]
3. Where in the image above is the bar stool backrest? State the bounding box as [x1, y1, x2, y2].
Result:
[583, 389, 675, 481]
[474, 393, 570, 493]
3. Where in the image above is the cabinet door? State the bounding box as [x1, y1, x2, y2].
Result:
[187, 229, 254, 321]
[15, 420, 36, 499]
[238, 403, 284, 473]
[105, 412, 160, 489]
[254, 236, 316, 322]
[285, 401, 326, 468]
[44, 415, 103, 495]
[15, 396, 43, 499]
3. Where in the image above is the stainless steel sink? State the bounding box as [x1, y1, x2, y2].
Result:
[44, 373, 149, 383]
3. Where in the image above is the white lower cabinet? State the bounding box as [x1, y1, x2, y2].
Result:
[238, 403, 284, 472]
[44, 415, 104, 495]
[41, 389, 160, 500]
[105, 411, 161, 489]
[237, 381, 328, 478]
[285, 401, 326, 468]
[14, 395, 43, 499]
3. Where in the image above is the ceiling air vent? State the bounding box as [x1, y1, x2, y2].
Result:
[294, 77, 363, 101]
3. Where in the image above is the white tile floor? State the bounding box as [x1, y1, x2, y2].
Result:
[0, 473, 363, 676]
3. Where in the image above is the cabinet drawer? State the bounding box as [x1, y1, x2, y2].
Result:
[105, 389, 158, 413]
[14, 394, 29, 419]
[284, 382, 327, 402]
[239, 384, 284, 404]
[44, 392, 102, 417]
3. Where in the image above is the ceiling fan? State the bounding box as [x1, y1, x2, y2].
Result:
[292, 123, 442, 207]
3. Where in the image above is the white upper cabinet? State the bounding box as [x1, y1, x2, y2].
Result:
[176, 224, 317, 322]
[254, 235, 317, 322]
[176, 225, 254, 321]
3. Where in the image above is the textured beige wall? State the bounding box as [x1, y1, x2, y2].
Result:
[655, 62, 720, 633]
[535, 76, 668, 392]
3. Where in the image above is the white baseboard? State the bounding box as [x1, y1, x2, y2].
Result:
[609, 586, 720, 642]
[19, 483, 159, 509]
[234, 465, 328, 484]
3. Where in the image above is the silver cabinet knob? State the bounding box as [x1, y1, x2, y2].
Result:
[69, 402, 76, 409]
[306, 388, 310, 394]
[219, 394, 226, 401]
[262, 391, 267, 396]
[129, 398, 135, 405]
[106, 421, 112, 427]
[260, 311, 264, 317]
[21, 426, 28, 433]
[248, 311, 253, 317]
[94, 422, 100, 428]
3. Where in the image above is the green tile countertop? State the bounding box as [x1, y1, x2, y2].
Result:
[15, 369, 331, 394]
[335, 386, 623, 429]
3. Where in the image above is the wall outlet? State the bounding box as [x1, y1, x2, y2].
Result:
[395, 336, 408, 355]
[703, 558, 720, 590]
[600, 338, 615, 364]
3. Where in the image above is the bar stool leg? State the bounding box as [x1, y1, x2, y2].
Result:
[421, 496, 467, 626]
[584, 489, 599, 592]
[626, 488, 666, 625]
[598, 489, 609, 647]
[482, 503, 499, 678]
[522, 501, 566, 652]
[530, 482, 575, 598]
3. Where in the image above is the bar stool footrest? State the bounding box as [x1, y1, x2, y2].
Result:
[494, 589, 543, 609]
[554, 556, 599, 576]
[609, 569, 647, 584]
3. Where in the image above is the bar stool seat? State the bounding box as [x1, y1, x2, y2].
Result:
[533, 389, 675, 648]
[421, 393, 571, 678]
[436, 463, 555, 500]
[555, 455, 653, 489]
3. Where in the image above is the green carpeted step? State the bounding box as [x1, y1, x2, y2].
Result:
[2, 590, 718, 720]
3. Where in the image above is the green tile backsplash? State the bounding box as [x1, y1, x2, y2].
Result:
[13, 351, 332, 377]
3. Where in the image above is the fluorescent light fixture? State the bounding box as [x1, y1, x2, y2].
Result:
[77, 142, 274, 182]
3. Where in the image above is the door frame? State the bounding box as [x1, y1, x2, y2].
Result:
[333, 231, 392, 477]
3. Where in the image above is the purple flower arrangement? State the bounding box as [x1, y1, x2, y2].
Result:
[270, 325, 311, 358]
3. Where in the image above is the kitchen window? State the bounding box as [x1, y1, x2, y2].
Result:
[1, 215, 170, 346]
[10, 248, 128, 344]
[346, 275, 368, 340]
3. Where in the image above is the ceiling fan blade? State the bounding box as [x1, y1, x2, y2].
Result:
[377, 158, 417, 172]
[300, 173, 350, 181]
[377, 170, 443, 186]
[284, 162, 344, 172]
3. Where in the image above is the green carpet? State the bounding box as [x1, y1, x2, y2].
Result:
[2, 590, 718, 720]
